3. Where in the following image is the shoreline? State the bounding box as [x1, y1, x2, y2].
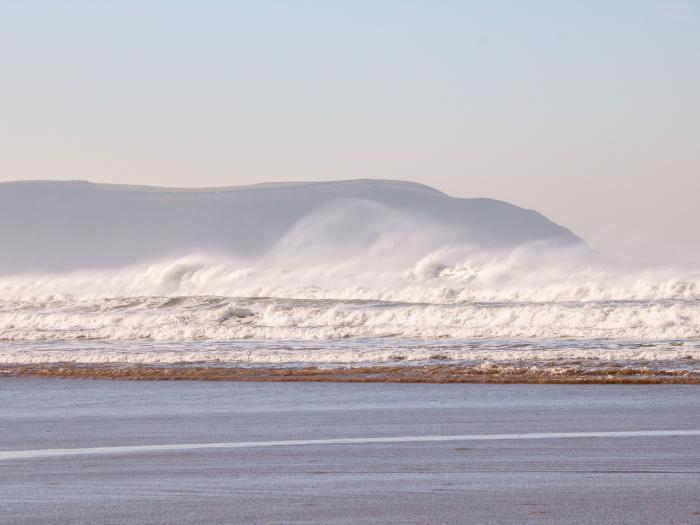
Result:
[2, 364, 698, 384]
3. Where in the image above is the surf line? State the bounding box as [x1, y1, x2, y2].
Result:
[2, 430, 699, 461]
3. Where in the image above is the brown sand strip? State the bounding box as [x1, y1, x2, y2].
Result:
[1, 364, 698, 384]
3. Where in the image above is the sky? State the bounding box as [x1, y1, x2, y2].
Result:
[1, 0, 699, 263]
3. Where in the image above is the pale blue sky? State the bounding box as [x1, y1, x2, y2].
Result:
[1, 1, 699, 262]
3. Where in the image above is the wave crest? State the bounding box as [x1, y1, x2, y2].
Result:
[0, 244, 698, 303]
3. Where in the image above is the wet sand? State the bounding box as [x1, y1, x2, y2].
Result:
[1, 378, 699, 524]
[3, 362, 699, 384]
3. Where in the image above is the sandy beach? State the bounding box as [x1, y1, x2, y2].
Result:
[1, 378, 698, 524]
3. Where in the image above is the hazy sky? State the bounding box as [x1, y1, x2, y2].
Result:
[1, 1, 698, 263]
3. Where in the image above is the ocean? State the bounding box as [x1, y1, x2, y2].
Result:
[1, 252, 698, 383]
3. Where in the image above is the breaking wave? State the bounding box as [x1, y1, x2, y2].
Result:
[0, 240, 699, 345]
[1, 244, 699, 304]
[1, 183, 696, 381]
[0, 226, 698, 376]
[1, 295, 699, 342]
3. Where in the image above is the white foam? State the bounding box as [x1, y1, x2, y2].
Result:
[0, 245, 699, 303]
[1, 338, 698, 366]
[0, 245, 698, 347]
[1, 294, 699, 342]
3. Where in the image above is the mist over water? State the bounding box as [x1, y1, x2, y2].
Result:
[0, 180, 698, 377]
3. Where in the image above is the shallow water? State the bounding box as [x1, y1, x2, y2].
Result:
[1, 335, 698, 382]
